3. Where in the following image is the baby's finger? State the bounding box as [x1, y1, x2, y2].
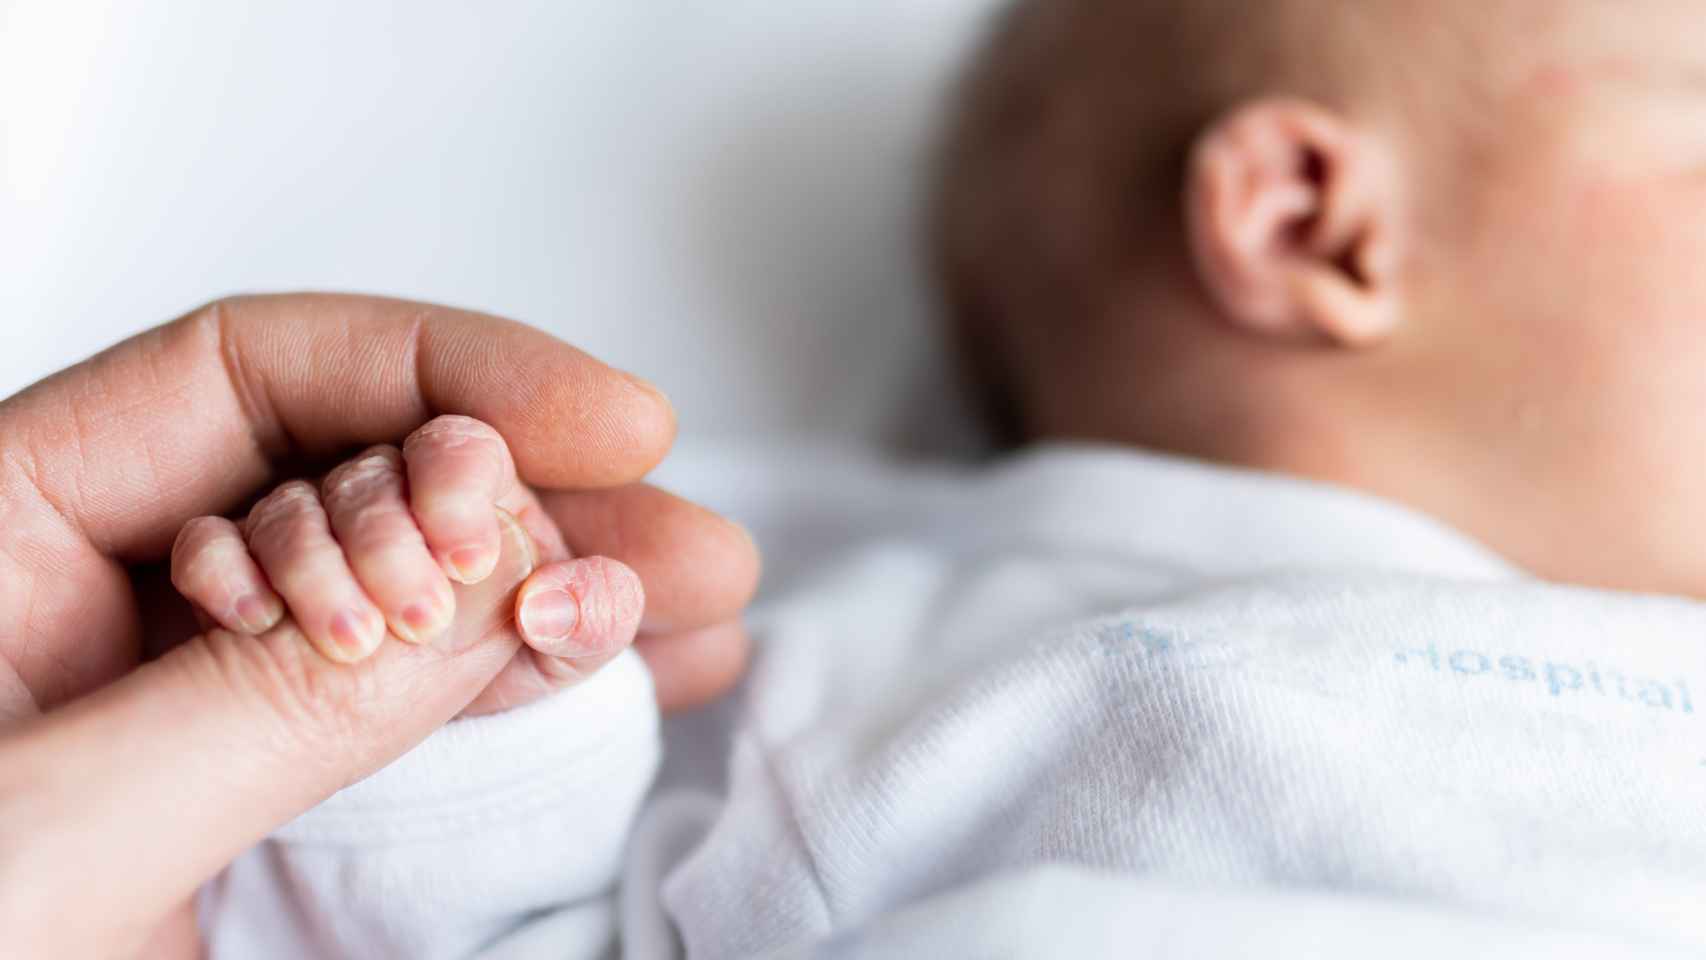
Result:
[403, 416, 518, 585]
[538, 485, 760, 634]
[515, 557, 645, 664]
[321, 447, 457, 646]
[459, 556, 644, 716]
[244, 481, 387, 663]
[170, 516, 285, 635]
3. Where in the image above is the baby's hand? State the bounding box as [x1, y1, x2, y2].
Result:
[169, 415, 646, 715]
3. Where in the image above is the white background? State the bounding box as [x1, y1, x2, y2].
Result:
[0, 0, 995, 447]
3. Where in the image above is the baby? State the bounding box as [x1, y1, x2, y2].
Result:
[932, 0, 1706, 600]
[188, 1, 1706, 956]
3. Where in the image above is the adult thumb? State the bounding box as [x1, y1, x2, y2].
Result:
[0, 513, 537, 959]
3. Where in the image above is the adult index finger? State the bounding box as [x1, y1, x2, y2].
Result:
[0, 293, 676, 563]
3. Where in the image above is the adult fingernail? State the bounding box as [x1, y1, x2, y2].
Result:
[730, 519, 759, 557]
[519, 587, 578, 645]
[445, 546, 496, 584]
[623, 370, 675, 416]
[622, 368, 664, 398]
[235, 593, 283, 634]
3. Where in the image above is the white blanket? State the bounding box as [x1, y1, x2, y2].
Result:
[202, 444, 1706, 957]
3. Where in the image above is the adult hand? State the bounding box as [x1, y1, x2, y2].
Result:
[0, 295, 759, 958]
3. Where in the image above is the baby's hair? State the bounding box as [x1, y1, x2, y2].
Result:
[928, 0, 1403, 446]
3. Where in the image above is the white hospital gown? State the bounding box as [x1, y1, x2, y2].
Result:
[201, 444, 1706, 958]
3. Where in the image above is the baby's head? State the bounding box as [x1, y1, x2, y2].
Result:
[934, 0, 1706, 597]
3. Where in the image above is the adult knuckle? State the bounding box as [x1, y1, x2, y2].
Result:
[281, 649, 381, 740]
[249, 630, 376, 746]
[177, 629, 357, 775]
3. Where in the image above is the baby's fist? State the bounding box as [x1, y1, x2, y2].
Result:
[169, 415, 646, 714]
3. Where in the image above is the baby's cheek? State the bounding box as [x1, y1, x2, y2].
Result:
[1566, 177, 1706, 359]
[1521, 177, 1706, 588]
[1475, 168, 1702, 378]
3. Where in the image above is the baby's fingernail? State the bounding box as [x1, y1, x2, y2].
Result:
[327, 609, 383, 662]
[394, 598, 450, 645]
[519, 587, 578, 645]
[444, 546, 496, 584]
[235, 593, 283, 634]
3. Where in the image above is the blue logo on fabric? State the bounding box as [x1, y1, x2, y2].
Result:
[1393, 642, 1695, 714]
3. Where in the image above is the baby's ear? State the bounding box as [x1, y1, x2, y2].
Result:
[1184, 97, 1405, 347]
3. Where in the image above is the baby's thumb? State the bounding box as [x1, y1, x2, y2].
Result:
[0, 513, 536, 960]
[517, 557, 645, 662]
[454, 557, 644, 714]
